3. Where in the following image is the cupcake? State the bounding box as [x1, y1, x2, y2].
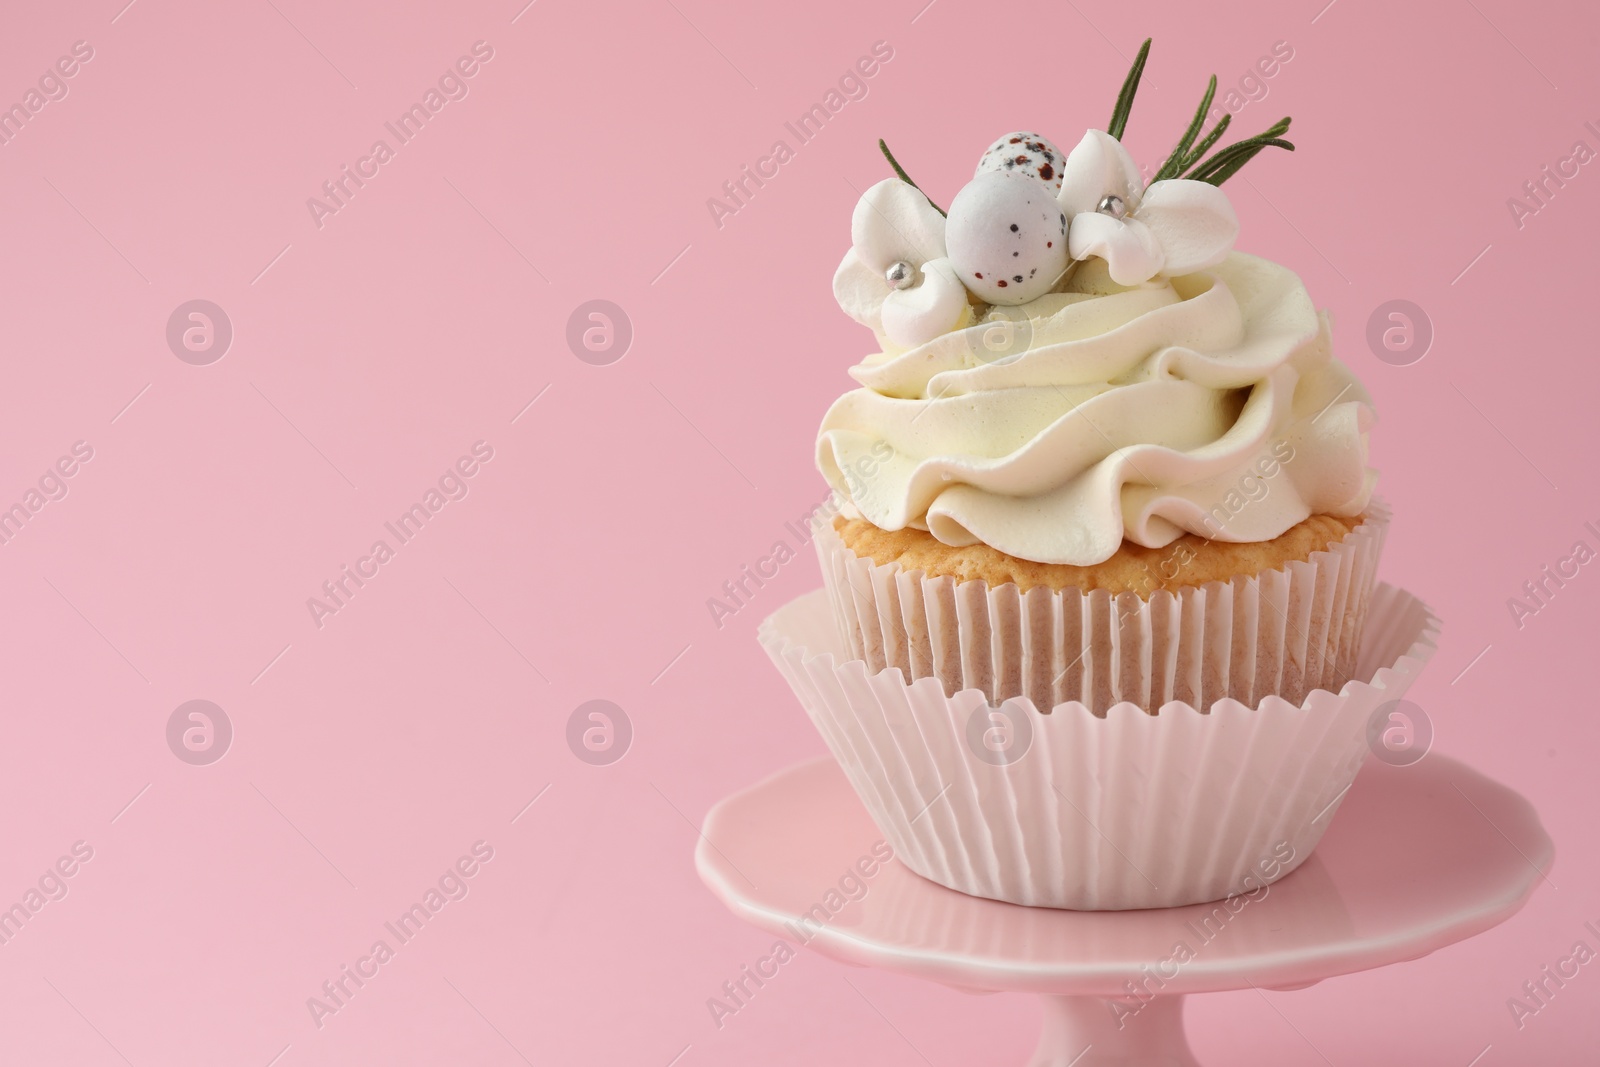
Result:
[762, 40, 1437, 910]
[818, 76, 1379, 717]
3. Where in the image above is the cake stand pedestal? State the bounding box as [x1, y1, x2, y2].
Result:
[697, 754, 1552, 1066]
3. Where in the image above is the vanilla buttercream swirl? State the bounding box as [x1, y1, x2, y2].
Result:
[816, 252, 1376, 566]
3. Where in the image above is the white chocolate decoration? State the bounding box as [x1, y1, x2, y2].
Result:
[945, 174, 1070, 305]
[879, 258, 967, 347]
[975, 131, 1066, 195]
[1057, 129, 1239, 286]
[833, 179, 966, 350]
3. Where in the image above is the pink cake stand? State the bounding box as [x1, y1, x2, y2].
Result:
[697, 754, 1552, 1066]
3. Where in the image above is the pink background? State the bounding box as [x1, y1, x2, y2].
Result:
[0, 0, 1595, 1063]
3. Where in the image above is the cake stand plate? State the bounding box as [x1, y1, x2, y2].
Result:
[697, 754, 1552, 1066]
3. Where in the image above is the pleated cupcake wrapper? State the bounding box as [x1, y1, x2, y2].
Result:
[815, 502, 1390, 716]
[759, 577, 1439, 911]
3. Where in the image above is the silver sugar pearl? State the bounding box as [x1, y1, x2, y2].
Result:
[885, 260, 916, 290]
[1096, 194, 1127, 220]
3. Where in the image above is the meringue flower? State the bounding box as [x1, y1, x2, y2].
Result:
[833, 179, 969, 349]
[1057, 129, 1239, 286]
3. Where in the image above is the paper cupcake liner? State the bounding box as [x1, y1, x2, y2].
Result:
[758, 578, 1438, 910]
[816, 503, 1390, 716]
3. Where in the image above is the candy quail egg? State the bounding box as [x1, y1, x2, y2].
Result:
[945, 174, 1071, 305]
[975, 131, 1066, 195]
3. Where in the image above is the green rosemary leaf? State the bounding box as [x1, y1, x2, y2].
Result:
[1202, 128, 1293, 163]
[878, 138, 945, 216]
[1254, 116, 1292, 141]
[1192, 138, 1295, 185]
[1181, 116, 1294, 182]
[1196, 131, 1294, 167]
[1187, 139, 1285, 181]
[1177, 113, 1232, 175]
[1151, 75, 1218, 183]
[1196, 149, 1266, 186]
[1107, 38, 1153, 140]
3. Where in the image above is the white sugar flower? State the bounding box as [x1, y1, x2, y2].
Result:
[833, 179, 969, 350]
[1057, 129, 1239, 286]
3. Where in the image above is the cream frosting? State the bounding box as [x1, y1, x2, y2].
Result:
[816, 252, 1376, 566]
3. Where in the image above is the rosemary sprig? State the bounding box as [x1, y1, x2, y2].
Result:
[1179, 112, 1231, 172]
[1183, 117, 1294, 185]
[1149, 74, 1217, 183]
[1191, 137, 1295, 184]
[1108, 40, 1296, 187]
[878, 138, 945, 216]
[1107, 38, 1152, 141]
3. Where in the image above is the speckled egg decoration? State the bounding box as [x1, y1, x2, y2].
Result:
[945, 174, 1071, 306]
[975, 131, 1065, 195]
